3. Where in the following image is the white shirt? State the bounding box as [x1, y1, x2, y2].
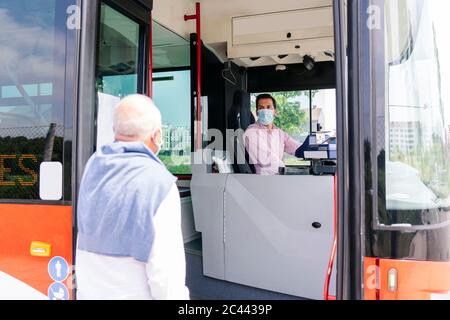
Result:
[75, 185, 190, 300]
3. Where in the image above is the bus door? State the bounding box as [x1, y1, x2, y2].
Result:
[0, 0, 79, 300]
[188, 2, 338, 299]
[90, 0, 151, 152]
[74, 0, 152, 296]
[342, 0, 450, 300]
[76, 0, 152, 181]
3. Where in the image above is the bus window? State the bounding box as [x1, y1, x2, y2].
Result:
[153, 70, 192, 174]
[0, 0, 75, 201]
[250, 89, 336, 167]
[380, 0, 450, 227]
[95, 2, 143, 150]
[96, 3, 141, 98]
[312, 89, 337, 134]
[151, 21, 191, 175]
[251, 91, 310, 140]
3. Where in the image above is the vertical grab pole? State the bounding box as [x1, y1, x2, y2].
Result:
[185, 2, 202, 150]
[196, 2, 201, 151]
[148, 12, 153, 98]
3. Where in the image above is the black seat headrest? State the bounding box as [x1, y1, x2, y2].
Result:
[227, 90, 255, 131]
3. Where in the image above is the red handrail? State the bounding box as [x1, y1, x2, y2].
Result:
[324, 174, 337, 300]
[185, 2, 202, 151]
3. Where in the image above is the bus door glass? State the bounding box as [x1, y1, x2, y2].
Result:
[95, 1, 145, 150]
[366, 0, 450, 300]
[0, 0, 78, 300]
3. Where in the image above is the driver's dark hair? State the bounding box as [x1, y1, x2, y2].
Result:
[256, 94, 277, 109]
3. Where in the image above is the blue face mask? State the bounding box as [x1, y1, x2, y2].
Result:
[258, 109, 274, 126]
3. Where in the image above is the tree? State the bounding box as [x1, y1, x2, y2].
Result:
[251, 91, 317, 136]
[272, 92, 309, 135]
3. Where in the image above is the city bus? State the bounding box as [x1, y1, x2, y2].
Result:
[0, 0, 449, 300]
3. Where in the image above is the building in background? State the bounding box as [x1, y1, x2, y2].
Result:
[161, 125, 190, 155]
[389, 121, 421, 154]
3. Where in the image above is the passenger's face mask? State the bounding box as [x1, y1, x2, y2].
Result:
[153, 128, 163, 156]
[258, 109, 275, 126]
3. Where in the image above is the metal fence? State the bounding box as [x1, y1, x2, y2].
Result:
[0, 125, 64, 139]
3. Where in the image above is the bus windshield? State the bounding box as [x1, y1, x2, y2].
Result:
[381, 0, 450, 227]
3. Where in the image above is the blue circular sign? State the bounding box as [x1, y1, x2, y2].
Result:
[48, 256, 69, 282]
[48, 282, 69, 300]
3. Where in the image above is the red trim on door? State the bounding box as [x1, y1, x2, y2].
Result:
[324, 175, 337, 300]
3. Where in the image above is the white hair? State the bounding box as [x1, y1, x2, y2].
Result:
[113, 94, 162, 139]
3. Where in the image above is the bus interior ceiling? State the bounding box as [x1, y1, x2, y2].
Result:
[152, 0, 338, 300]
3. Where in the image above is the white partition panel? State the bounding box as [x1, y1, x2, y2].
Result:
[223, 175, 335, 299]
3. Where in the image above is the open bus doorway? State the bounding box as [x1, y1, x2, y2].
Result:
[180, 0, 339, 300]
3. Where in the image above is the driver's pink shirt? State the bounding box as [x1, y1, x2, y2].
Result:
[244, 122, 301, 175]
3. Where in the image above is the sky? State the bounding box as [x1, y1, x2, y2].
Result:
[152, 70, 191, 127]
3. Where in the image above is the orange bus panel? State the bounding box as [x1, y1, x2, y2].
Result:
[364, 257, 450, 300]
[0, 204, 72, 299]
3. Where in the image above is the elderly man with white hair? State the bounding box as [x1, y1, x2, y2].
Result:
[75, 94, 190, 300]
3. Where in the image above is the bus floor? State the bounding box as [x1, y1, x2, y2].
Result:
[184, 238, 306, 300]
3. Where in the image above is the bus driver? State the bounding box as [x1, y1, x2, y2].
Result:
[243, 94, 306, 175]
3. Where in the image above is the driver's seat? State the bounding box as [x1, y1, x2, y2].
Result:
[227, 90, 256, 174]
